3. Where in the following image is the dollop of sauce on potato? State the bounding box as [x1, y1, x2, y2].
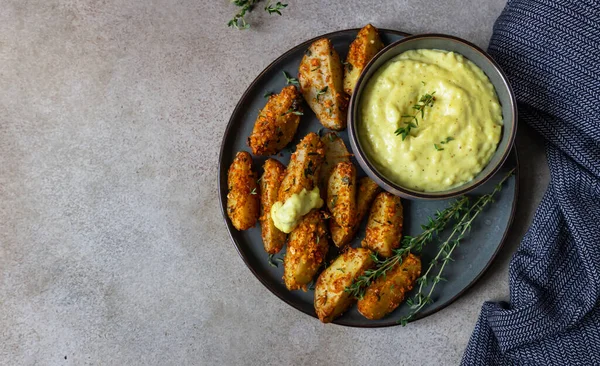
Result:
[271, 187, 323, 233]
[359, 49, 503, 192]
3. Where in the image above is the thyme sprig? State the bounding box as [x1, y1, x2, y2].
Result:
[227, 0, 259, 30]
[398, 168, 515, 325]
[264, 0, 287, 15]
[283, 71, 299, 86]
[394, 92, 436, 140]
[434, 136, 454, 151]
[316, 86, 328, 101]
[344, 196, 471, 299]
[281, 108, 303, 116]
[268, 253, 284, 267]
[227, 0, 288, 30]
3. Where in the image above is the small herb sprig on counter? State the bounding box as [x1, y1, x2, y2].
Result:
[394, 92, 436, 140]
[227, 0, 288, 30]
[264, 0, 287, 15]
[344, 196, 471, 299]
[227, 0, 258, 30]
[398, 168, 515, 325]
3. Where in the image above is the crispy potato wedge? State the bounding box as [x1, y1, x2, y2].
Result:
[283, 210, 329, 291]
[355, 177, 383, 222]
[298, 39, 349, 130]
[327, 162, 357, 228]
[318, 132, 351, 200]
[314, 247, 374, 323]
[343, 24, 384, 95]
[259, 159, 287, 254]
[361, 192, 403, 257]
[227, 151, 260, 230]
[248, 85, 303, 156]
[277, 132, 325, 203]
[357, 253, 421, 320]
[330, 177, 381, 247]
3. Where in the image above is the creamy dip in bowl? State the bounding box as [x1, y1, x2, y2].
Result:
[348, 34, 517, 200]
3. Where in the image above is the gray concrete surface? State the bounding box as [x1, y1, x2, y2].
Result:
[0, 1, 550, 365]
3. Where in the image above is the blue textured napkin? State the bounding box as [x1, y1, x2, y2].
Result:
[462, 0, 600, 364]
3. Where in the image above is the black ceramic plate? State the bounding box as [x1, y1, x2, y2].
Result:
[218, 28, 519, 327]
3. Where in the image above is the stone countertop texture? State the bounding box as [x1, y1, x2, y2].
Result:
[0, 1, 550, 365]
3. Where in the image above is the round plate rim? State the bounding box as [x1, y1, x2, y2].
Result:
[218, 28, 520, 328]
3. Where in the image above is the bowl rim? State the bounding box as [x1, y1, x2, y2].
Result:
[348, 33, 518, 200]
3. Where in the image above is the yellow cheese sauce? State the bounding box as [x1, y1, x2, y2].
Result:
[359, 49, 503, 192]
[271, 187, 323, 233]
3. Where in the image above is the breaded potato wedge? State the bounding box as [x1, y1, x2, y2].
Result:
[227, 151, 260, 230]
[314, 247, 374, 323]
[362, 192, 403, 257]
[248, 86, 303, 156]
[327, 162, 357, 228]
[343, 24, 385, 95]
[318, 132, 351, 200]
[259, 159, 287, 254]
[298, 39, 349, 130]
[283, 210, 329, 291]
[277, 132, 325, 203]
[357, 253, 421, 320]
[355, 177, 383, 223]
[330, 177, 381, 247]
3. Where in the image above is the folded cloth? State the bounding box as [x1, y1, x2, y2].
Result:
[462, 0, 600, 364]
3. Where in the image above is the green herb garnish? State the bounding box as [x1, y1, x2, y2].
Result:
[345, 168, 514, 323]
[281, 108, 303, 116]
[398, 169, 515, 325]
[316, 86, 328, 101]
[228, 0, 288, 29]
[345, 195, 470, 300]
[268, 253, 285, 267]
[264, 0, 287, 15]
[434, 137, 454, 151]
[283, 71, 299, 86]
[394, 91, 436, 140]
[227, 0, 258, 29]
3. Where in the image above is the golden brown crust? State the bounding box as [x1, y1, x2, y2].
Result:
[298, 38, 349, 130]
[227, 151, 260, 230]
[330, 177, 381, 247]
[259, 159, 287, 254]
[318, 132, 351, 201]
[283, 210, 329, 291]
[314, 247, 375, 323]
[361, 192, 403, 257]
[327, 161, 357, 228]
[343, 24, 385, 95]
[357, 253, 421, 320]
[277, 132, 325, 203]
[248, 85, 303, 156]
